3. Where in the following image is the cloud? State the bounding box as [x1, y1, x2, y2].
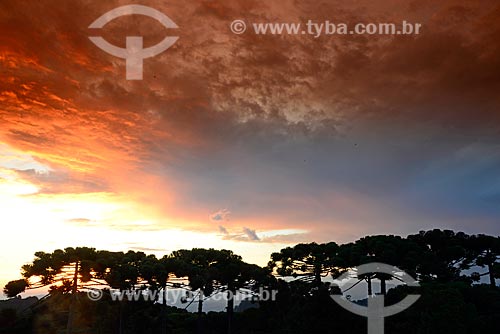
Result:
[66, 218, 92, 224]
[217, 226, 311, 243]
[243, 227, 260, 241]
[209, 209, 231, 223]
[14, 169, 108, 194]
[218, 225, 228, 235]
[218, 227, 261, 242]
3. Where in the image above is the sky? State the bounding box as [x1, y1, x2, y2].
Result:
[1, 0, 500, 295]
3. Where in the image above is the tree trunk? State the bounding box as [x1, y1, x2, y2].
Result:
[314, 266, 322, 289]
[227, 287, 235, 334]
[488, 263, 496, 287]
[161, 285, 168, 334]
[66, 261, 79, 334]
[380, 277, 387, 296]
[367, 275, 372, 296]
[119, 302, 124, 334]
[197, 289, 204, 334]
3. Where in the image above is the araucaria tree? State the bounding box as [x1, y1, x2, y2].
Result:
[4, 247, 101, 334]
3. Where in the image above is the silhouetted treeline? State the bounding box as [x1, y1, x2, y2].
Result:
[1, 229, 499, 334]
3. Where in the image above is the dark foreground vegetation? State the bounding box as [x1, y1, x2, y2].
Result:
[1, 229, 499, 334]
